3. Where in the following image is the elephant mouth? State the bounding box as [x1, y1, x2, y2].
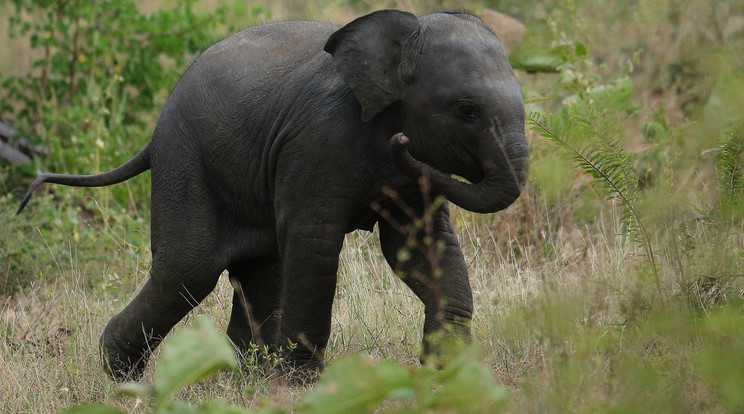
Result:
[453, 170, 483, 186]
[459, 147, 487, 184]
[389, 133, 528, 214]
[418, 142, 485, 185]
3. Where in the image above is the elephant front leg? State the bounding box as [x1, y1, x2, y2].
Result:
[378, 201, 474, 358]
[275, 207, 349, 382]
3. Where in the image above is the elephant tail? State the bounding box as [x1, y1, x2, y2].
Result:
[16, 144, 151, 215]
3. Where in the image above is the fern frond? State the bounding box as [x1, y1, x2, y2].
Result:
[527, 107, 660, 296]
[527, 109, 639, 216]
[717, 123, 744, 205]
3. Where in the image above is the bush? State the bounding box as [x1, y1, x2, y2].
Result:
[0, 0, 269, 293]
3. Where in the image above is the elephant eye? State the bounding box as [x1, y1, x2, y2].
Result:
[455, 103, 479, 122]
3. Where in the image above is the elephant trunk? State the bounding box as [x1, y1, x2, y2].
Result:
[389, 133, 528, 214]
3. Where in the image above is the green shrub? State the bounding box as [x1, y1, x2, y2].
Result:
[0, 0, 269, 293]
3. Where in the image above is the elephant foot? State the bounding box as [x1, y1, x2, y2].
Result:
[419, 322, 471, 367]
[273, 358, 323, 386]
[270, 345, 325, 386]
[99, 326, 153, 382]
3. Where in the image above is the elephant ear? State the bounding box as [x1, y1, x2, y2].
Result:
[324, 10, 418, 122]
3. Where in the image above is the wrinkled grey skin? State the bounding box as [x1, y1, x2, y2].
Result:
[18, 10, 528, 381]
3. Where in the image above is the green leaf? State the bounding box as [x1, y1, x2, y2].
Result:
[154, 317, 239, 406]
[159, 400, 277, 414]
[511, 51, 563, 73]
[117, 382, 153, 399]
[573, 41, 587, 57]
[423, 348, 509, 413]
[297, 355, 414, 414]
[159, 401, 198, 414]
[194, 400, 265, 414]
[60, 405, 125, 414]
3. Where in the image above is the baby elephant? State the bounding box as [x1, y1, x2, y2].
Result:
[18, 9, 528, 381]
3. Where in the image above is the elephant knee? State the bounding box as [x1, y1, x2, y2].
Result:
[443, 300, 473, 324]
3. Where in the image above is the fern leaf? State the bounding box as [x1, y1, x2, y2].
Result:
[527, 106, 659, 291]
[717, 123, 744, 205]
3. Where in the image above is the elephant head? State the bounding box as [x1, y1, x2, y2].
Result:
[325, 10, 529, 213]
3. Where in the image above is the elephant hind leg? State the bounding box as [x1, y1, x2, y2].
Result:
[100, 264, 223, 381]
[226, 256, 283, 355]
[99, 161, 234, 381]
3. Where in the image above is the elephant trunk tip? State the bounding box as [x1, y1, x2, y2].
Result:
[391, 133, 409, 147]
[389, 133, 425, 180]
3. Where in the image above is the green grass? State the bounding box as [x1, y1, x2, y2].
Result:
[2, 0, 744, 412]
